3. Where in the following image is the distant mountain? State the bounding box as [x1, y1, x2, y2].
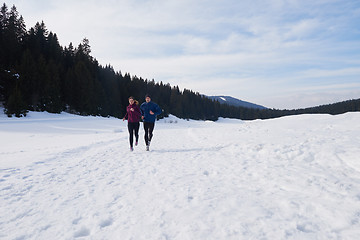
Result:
[209, 96, 267, 109]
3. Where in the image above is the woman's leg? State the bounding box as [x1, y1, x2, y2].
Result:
[134, 122, 140, 144]
[128, 123, 134, 148]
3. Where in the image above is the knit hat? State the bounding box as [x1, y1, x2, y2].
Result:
[145, 94, 151, 99]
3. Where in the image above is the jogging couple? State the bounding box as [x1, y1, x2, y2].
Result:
[123, 94, 162, 151]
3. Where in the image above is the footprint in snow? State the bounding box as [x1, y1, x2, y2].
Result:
[72, 217, 82, 225]
[74, 226, 90, 238]
[99, 217, 113, 228]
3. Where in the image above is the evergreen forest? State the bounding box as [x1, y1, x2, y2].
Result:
[1, 3, 359, 120]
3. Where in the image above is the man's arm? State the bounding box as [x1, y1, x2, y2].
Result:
[154, 103, 162, 115]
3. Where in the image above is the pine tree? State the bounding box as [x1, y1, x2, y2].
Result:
[5, 86, 27, 117]
[170, 86, 183, 118]
[63, 67, 76, 112]
[0, 4, 8, 67]
[0, 4, 26, 67]
[46, 32, 62, 61]
[77, 38, 91, 59]
[9, 5, 26, 41]
[4, 73, 27, 117]
[18, 49, 37, 109]
[72, 61, 97, 114]
[43, 60, 63, 113]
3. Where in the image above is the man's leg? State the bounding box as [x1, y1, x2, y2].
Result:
[143, 122, 150, 146]
[148, 122, 155, 143]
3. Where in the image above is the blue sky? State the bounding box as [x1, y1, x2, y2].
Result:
[8, 0, 360, 109]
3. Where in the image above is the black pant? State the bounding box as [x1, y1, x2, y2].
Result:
[128, 122, 140, 147]
[143, 122, 155, 146]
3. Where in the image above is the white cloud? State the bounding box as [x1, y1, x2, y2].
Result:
[284, 18, 321, 40]
[299, 68, 360, 80]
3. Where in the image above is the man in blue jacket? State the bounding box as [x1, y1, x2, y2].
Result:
[140, 94, 162, 151]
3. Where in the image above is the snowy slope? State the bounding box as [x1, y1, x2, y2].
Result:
[208, 95, 267, 109]
[1, 110, 360, 239]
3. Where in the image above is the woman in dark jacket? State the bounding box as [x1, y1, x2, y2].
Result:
[123, 96, 142, 151]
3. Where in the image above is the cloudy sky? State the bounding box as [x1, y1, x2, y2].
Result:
[8, 0, 360, 109]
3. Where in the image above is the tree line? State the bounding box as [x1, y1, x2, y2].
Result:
[1, 3, 359, 120]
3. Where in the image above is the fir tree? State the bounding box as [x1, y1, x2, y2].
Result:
[4, 72, 27, 117]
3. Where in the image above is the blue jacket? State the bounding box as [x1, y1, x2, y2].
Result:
[140, 101, 162, 123]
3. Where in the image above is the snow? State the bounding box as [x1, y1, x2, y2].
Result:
[1, 109, 360, 239]
[219, 97, 226, 101]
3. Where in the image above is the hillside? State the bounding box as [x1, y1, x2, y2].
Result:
[208, 95, 267, 109]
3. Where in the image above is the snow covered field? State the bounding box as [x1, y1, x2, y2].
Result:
[1, 110, 360, 240]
